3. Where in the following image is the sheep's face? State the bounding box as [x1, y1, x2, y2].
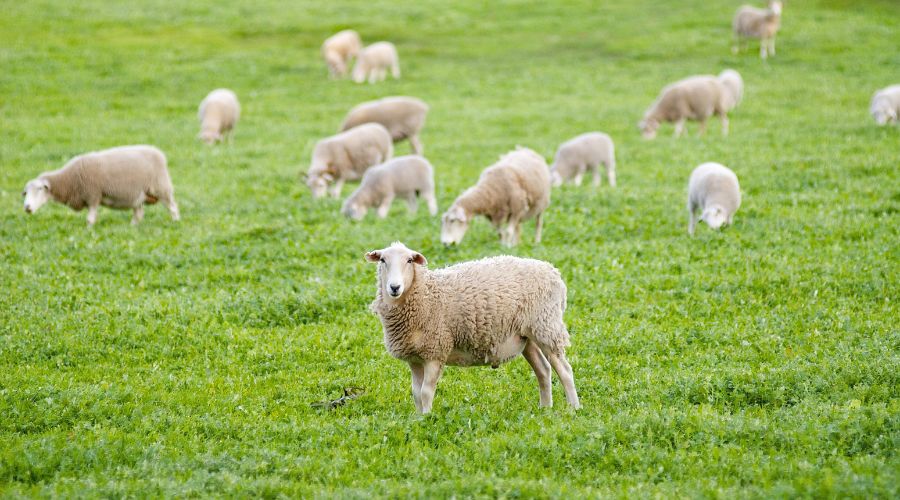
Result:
[341, 198, 366, 220]
[639, 119, 658, 139]
[199, 130, 221, 145]
[549, 168, 564, 187]
[23, 178, 51, 214]
[701, 206, 728, 230]
[769, 1, 783, 15]
[366, 242, 427, 300]
[871, 105, 895, 126]
[306, 173, 332, 199]
[440, 206, 469, 246]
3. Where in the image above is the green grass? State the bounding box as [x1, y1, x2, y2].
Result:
[1, 0, 898, 497]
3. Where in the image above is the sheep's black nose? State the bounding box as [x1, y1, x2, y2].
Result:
[24, 206, 32, 214]
[390, 284, 401, 293]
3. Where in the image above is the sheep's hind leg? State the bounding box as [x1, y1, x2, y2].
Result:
[132, 205, 144, 225]
[405, 193, 418, 214]
[674, 119, 686, 138]
[409, 362, 424, 413]
[590, 164, 601, 187]
[424, 191, 438, 216]
[537, 344, 580, 409]
[418, 360, 444, 414]
[377, 195, 394, 218]
[522, 340, 553, 407]
[688, 206, 698, 236]
[409, 135, 423, 155]
[86, 205, 99, 227]
[720, 113, 729, 137]
[534, 212, 543, 244]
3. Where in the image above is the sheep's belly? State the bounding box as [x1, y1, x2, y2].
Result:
[101, 196, 135, 209]
[446, 335, 527, 367]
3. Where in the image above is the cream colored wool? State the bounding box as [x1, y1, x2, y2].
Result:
[687, 162, 741, 236]
[340, 96, 428, 155]
[341, 155, 437, 220]
[198, 89, 240, 144]
[352, 42, 400, 84]
[732, 1, 783, 59]
[322, 29, 362, 79]
[305, 123, 393, 199]
[550, 132, 617, 188]
[870, 85, 900, 126]
[640, 75, 731, 139]
[717, 69, 744, 113]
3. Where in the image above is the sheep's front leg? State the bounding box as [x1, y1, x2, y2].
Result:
[424, 192, 438, 216]
[606, 163, 617, 187]
[590, 164, 601, 187]
[674, 119, 686, 138]
[760, 39, 768, 59]
[573, 172, 584, 187]
[86, 205, 99, 227]
[408, 135, 423, 155]
[538, 345, 581, 409]
[720, 113, 730, 137]
[418, 360, 444, 414]
[131, 205, 144, 225]
[522, 340, 553, 407]
[377, 195, 394, 218]
[534, 212, 544, 244]
[688, 207, 698, 236]
[769, 36, 776, 57]
[409, 362, 424, 413]
[698, 119, 708, 137]
[328, 179, 344, 198]
[405, 194, 418, 214]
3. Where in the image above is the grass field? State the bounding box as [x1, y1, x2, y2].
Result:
[1, 0, 898, 497]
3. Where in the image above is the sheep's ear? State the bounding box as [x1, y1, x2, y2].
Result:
[365, 250, 382, 263]
[412, 253, 427, 266]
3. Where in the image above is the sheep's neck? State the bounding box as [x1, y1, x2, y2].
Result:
[376, 269, 440, 360]
[44, 161, 86, 210]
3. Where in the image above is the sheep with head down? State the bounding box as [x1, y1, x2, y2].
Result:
[340, 96, 428, 155]
[341, 155, 437, 220]
[870, 85, 900, 126]
[322, 29, 362, 79]
[640, 75, 731, 139]
[687, 162, 741, 236]
[198, 89, 240, 145]
[352, 42, 400, 84]
[305, 123, 393, 199]
[550, 132, 617, 188]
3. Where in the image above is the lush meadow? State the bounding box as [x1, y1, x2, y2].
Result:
[0, 0, 898, 496]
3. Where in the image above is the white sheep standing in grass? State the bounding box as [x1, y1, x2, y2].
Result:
[322, 29, 362, 79]
[340, 96, 429, 155]
[198, 89, 240, 145]
[305, 123, 393, 199]
[717, 69, 744, 113]
[366, 242, 580, 414]
[341, 155, 437, 220]
[640, 75, 731, 139]
[352, 42, 400, 84]
[870, 85, 900, 126]
[550, 132, 617, 188]
[732, 1, 783, 59]
[22, 145, 180, 227]
[441, 147, 551, 247]
[687, 162, 741, 236]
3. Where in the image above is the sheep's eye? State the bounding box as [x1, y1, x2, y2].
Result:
[22, 192, 26, 197]
[379, 258, 385, 263]
[407, 258, 413, 264]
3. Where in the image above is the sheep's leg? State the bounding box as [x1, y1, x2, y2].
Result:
[405, 193, 418, 214]
[377, 195, 394, 218]
[538, 346, 580, 409]
[769, 36, 776, 57]
[409, 362, 424, 413]
[731, 34, 740, 54]
[418, 360, 444, 414]
[86, 205, 99, 227]
[165, 198, 181, 221]
[674, 119, 686, 137]
[698, 119, 708, 137]
[688, 208, 698, 236]
[590, 164, 601, 187]
[721, 113, 730, 137]
[391, 61, 400, 79]
[760, 39, 768, 59]
[522, 340, 553, 407]
[606, 162, 617, 188]
[573, 172, 584, 186]
[329, 179, 344, 198]
[424, 191, 438, 216]
[409, 135, 423, 155]
[534, 212, 543, 244]
[367, 70, 377, 84]
[131, 205, 144, 225]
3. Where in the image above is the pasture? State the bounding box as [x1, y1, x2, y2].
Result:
[1, 0, 898, 496]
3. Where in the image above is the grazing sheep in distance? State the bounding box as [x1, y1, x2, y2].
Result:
[322, 29, 362, 79]
[550, 132, 616, 188]
[733, 1, 783, 59]
[717, 69, 744, 113]
[198, 89, 240, 145]
[687, 162, 741, 236]
[22, 145, 180, 227]
[640, 75, 731, 139]
[366, 242, 580, 413]
[441, 147, 551, 247]
[341, 155, 437, 220]
[870, 85, 900, 126]
[341, 96, 429, 155]
[305, 123, 393, 199]
[352, 42, 400, 84]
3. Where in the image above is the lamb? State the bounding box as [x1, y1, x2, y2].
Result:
[639, 75, 731, 139]
[321, 29, 362, 79]
[366, 242, 580, 414]
[550, 132, 617, 188]
[341, 155, 437, 220]
[198, 89, 240, 145]
[340, 96, 429, 155]
[305, 123, 393, 199]
[732, 1, 783, 59]
[441, 147, 551, 247]
[687, 162, 741, 236]
[22, 145, 180, 227]
[352, 42, 400, 84]
[870, 85, 900, 126]
[717, 69, 744, 113]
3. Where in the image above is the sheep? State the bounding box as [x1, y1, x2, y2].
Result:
[732, 1, 783, 59]
[341, 155, 437, 220]
[441, 147, 551, 247]
[22, 145, 180, 227]
[305, 123, 393, 199]
[340, 96, 429, 155]
[366, 242, 580, 414]
[687, 162, 741, 236]
[321, 29, 362, 79]
[639, 75, 731, 139]
[717, 69, 744, 113]
[352, 42, 400, 84]
[550, 132, 617, 188]
[870, 85, 900, 126]
[198, 89, 240, 145]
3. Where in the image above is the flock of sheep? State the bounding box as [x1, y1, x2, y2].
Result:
[18, 1, 900, 413]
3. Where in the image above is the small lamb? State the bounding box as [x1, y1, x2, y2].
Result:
[717, 69, 744, 113]
[640, 75, 731, 139]
[441, 147, 551, 247]
[341, 155, 437, 220]
[352, 42, 400, 84]
[550, 132, 617, 188]
[322, 29, 362, 79]
[687, 162, 741, 236]
[305, 123, 393, 199]
[198, 89, 240, 144]
[23, 145, 180, 226]
[732, 1, 783, 59]
[366, 242, 580, 414]
[870, 85, 900, 126]
[341, 96, 429, 155]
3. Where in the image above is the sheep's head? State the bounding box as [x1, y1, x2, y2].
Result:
[23, 178, 51, 214]
[341, 197, 366, 220]
[440, 205, 469, 246]
[871, 101, 895, 126]
[701, 205, 728, 230]
[198, 130, 221, 145]
[306, 172, 333, 199]
[639, 118, 659, 139]
[366, 242, 427, 300]
[549, 167, 564, 187]
[769, 1, 783, 15]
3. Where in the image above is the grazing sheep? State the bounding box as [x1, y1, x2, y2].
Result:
[640, 75, 731, 139]
[198, 89, 240, 145]
[340, 96, 429, 155]
[305, 123, 393, 199]
[441, 147, 551, 247]
[366, 242, 580, 413]
[322, 29, 362, 79]
[341, 155, 437, 220]
[870, 85, 900, 126]
[732, 1, 783, 59]
[550, 132, 617, 188]
[22, 145, 180, 227]
[687, 162, 741, 236]
[352, 42, 400, 84]
[717, 69, 744, 113]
